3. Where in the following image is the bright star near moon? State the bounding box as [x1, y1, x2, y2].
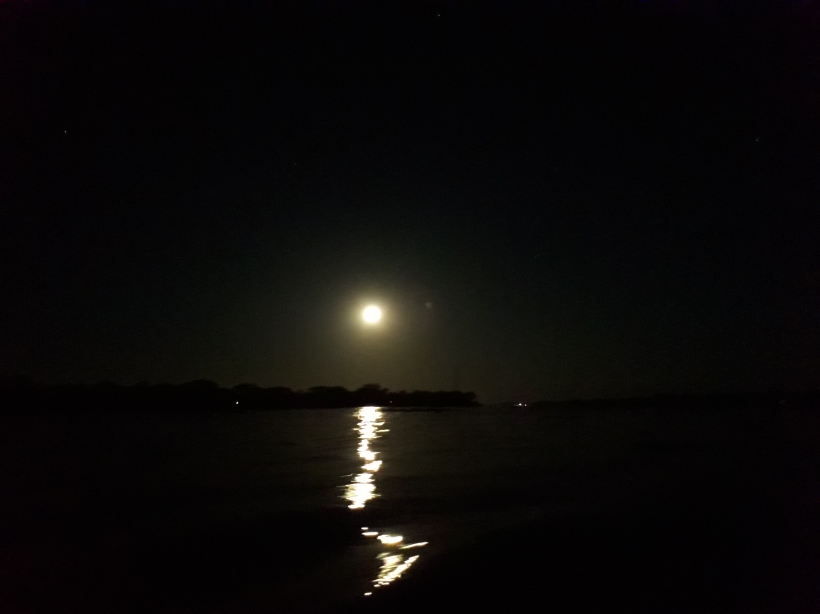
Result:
[362, 305, 382, 324]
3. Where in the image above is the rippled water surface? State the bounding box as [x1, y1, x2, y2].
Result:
[1, 406, 819, 613]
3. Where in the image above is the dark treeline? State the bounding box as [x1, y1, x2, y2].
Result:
[0, 378, 479, 412]
[530, 391, 820, 410]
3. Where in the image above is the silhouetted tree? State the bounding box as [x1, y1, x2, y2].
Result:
[0, 379, 483, 411]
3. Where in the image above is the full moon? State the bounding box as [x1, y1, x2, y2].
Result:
[362, 305, 382, 324]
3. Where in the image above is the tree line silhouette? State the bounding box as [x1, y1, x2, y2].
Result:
[0, 378, 479, 412]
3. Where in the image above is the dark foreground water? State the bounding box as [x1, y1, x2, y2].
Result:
[1, 406, 819, 613]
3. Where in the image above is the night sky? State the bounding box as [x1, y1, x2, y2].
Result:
[1, 0, 819, 402]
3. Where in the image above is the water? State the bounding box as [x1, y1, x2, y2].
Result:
[1, 406, 818, 612]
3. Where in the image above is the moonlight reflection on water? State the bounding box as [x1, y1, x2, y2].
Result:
[343, 407, 427, 595]
[344, 406, 385, 509]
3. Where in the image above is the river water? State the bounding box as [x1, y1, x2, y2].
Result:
[1, 406, 818, 613]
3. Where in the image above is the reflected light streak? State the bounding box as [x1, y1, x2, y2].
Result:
[374, 553, 420, 587]
[341, 406, 429, 594]
[377, 534, 403, 545]
[344, 407, 385, 509]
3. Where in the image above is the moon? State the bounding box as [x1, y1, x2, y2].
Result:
[362, 305, 382, 324]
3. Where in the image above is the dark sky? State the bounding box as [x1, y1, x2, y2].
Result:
[1, 0, 819, 402]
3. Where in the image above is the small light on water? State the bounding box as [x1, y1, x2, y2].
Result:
[374, 553, 420, 587]
[345, 480, 376, 509]
[378, 534, 403, 545]
[362, 531, 379, 537]
[400, 542, 428, 550]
